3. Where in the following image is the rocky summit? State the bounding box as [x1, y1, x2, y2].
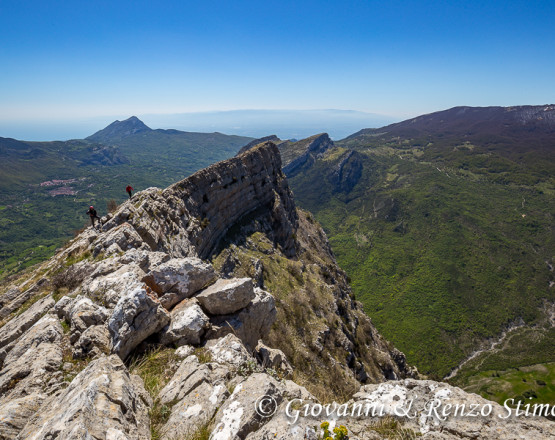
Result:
[0, 142, 552, 439]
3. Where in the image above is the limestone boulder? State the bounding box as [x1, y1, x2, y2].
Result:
[108, 286, 170, 359]
[85, 263, 145, 307]
[53, 295, 73, 319]
[196, 277, 255, 315]
[161, 380, 228, 440]
[92, 222, 146, 256]
[117, 249, 169, 271]
[16, 355, 151, 440]
[210, 373, 284, 440]
[237, 381, 319, 440]
[348, 379, 555, 439]
[175, 345, 194, 358]
[207, 288, 277, 351]
[243, 405, 318, 440]
[143, 257, 217, 309]
[282, 380, 316, 402]
[207, 334, 255, 368]
[63, 295, 110, 344]
[158, 354, 230, 405]
[160, 299, 210, 346]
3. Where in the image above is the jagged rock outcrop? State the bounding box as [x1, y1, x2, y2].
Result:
[348, 379, 554, 439]
[0, 313, 63, 438]
[158, 354, 230, 406]
[207, 287, 277, 351]
[280, 133, 334, 176]
[211, 373, 285, 440]
[253, 379, 555, 439]
[161, 378, 228, 439]
[0, 314, 63, 399]
[255, 341, 293, 376]
[207, 334, 255, 367]
[108, 286, 171, 359]
[72, 324, 111, 359]
[328, 149, 363, 193]
[0, 141, 552, 439]
[0, 393, 46, 440]
[56, 292, 112, 359]
[62, 295, 110, 344]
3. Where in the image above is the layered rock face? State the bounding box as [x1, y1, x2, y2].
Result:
[0, 142, 552, 439]
[100, 141, 298, 259]
[239, 134, 336, 177]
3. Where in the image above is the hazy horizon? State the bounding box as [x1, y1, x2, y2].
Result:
[1, 0, 553, 139]
[0, 108, 401, 141]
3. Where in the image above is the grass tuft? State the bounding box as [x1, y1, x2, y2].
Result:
[129, 347, 180, 439]
[368, 416, 421, 439]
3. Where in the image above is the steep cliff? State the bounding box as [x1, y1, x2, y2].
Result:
[100, 141, 298, 260]
[280, 133, 335, 176]
[0, 142, 552, 439]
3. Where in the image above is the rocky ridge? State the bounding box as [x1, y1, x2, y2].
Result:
[237, 134, 336, 178]
[240, 134, 363, 193]
[0, 142, 552, 439]
[236, 135, 282, 156]
[280, 133, 335, 176]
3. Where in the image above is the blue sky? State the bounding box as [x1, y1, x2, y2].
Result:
[1, 0, 554, 139]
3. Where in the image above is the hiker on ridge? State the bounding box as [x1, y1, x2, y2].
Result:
[86, 205, 100, 228]
[126, 185, 133, 199]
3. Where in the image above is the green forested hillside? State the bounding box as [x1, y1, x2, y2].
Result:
[284, 106, 555, 401]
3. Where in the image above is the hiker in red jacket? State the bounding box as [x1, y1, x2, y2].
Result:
[86, 206, 100, 228]
[126, 185, 133, 199]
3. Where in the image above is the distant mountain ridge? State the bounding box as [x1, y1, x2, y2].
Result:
[345, 105, 555, 158]
[340, 104, 555, 187]
[86, 116, 152, 143]
[349, 105, 555, 136]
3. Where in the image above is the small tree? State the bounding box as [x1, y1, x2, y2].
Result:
[107, 199, 118, 213]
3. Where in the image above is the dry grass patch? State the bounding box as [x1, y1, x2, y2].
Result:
[368, 416, 421, 439]
[129, 347, 180, 440]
